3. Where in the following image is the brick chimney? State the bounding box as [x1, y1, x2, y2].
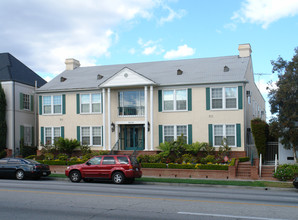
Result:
[238, 43, 252, 57]
[65, 58, 80, 70]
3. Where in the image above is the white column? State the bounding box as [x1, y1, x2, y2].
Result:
[144, 86, 148, 150]
[102, 88, 106, 150]
[108, 88, 111, 150]
[150, 86, 154, 150]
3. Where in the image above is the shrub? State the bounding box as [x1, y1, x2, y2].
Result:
[80, 145, 91, 155]
[141, 163, 167, 168]
[185, 142, 208, 155]
[92, 150, 109, 156]
[197, 164, 229, 170]
[181, 153, 196, 164]
[57, 153, 68, 161]
[238, 157, 250, 162]
[230, 158, 236, 166]
[168, 163, 196, 169]
[69, 157, 78, 162]
[273, 164, 298, 181]
[38, 160, 67, 165]
[251, 118, 269, 156]
[44, 153, 54, 160]
[200, 155, 215, 164]
[0, 150, 7, 159]
[20, 139, 37, 158]
[67, 160, 84, 165]
[25, 155, 36, 159]
[55, 137, 80, 157]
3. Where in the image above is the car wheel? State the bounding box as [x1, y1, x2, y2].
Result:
[16, 170, 25, 180]
[69, 171, 81, 183]
[112, 172, 125, 184]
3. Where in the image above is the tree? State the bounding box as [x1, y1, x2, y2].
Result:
[0, 82, 7, 155]
[268, 47, 298, 163]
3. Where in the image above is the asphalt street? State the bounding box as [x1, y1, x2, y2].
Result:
[0, 178, 297, 220]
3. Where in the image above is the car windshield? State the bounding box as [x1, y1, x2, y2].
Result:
[24, 159, 41, 164]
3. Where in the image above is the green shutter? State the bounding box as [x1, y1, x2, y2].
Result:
[158, 90, 162, 112]
[208, 124, 213, 146]
[77, 126, 80, 143]
[30, 95, 34, 111]
[20, 93, 24, 110]
[236, 124, 241, 147]
[188, 88, 192, 111]
[188, 124, 192, 144]
[206, 88, 210, 110]
[76, 94, 80, 114]
[31, 127, 34, 146]
[39, 96, 42, 115]
[62, 94, 66, 114]
[20, 125, 24, 140]
[101, 126, 103, 146]
[238, 86, 243, 109]
[61, 126, 64, 138]
[159, 125, 163, 144]
[41, 127, 44, 145]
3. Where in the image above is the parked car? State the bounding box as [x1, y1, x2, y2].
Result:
[293, 176, 298, 189]
[65, 155, 142, 184]
[0, 158, 51, 180]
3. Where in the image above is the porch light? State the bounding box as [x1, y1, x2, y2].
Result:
[111, 123, 115, 132]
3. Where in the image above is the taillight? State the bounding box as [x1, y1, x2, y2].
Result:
[129, 165, 133, 170]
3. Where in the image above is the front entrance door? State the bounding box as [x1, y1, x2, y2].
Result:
[120, 125, 144, 150]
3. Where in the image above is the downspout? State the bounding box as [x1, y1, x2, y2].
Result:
[12, 81, 15, 157]
[34, 81, 37, 147]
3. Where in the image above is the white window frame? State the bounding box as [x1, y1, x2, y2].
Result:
[163, 125, 188, 143]
[211, 87, 238, 110]
[213, 124, 236, 147]
[44, 127, 61, 145]
[23, 94, 30, 110]
[80, 93, 102, 114]
[81, 126, 102, 146]
[24, 126, 32, 146]
[162, 89, 188, 112]
[42, 95, 62, 115]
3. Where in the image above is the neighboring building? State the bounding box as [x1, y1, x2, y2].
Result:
[37, 44, 265, 157]
[0, 53, 47, 156]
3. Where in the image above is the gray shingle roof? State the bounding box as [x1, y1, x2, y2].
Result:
[38, 55, 250, 92]
[0, 53, 47, 87]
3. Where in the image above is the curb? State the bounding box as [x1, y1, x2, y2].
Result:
[46, 177, 297, 192]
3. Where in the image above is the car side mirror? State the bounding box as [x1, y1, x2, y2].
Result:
[86, 162, 91, 166]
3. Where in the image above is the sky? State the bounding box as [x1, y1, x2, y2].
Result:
[0, 0, 298, 120]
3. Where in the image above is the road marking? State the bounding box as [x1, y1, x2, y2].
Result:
[178, 212, 288, 220]
[0, 189, 297, 209]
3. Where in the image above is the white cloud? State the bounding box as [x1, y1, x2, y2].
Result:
[164, 44, 195, 59]
[0, 0, 159, 75]
[142, 46, 157, 55]
[129, 48, 136, 55]
[232, 0, 298, 29]
[159, 5, 186, 25]
[224, 23, 237, 31]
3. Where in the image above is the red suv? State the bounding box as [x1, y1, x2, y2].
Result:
[65, 155, 142, 184]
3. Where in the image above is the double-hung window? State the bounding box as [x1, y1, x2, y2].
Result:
[211, 87, 237, 109]
[43, 95, 62, 114]
[24, 126, 32, 146]
[23, 94, 30, 110]
[163, 125, 188, 143]
[81, 126, 102, 146]
[163, 89, 187, 111]
[213, 124, 236, 146]
[44, 127, 61, 145]
[80, 93, 101, 114]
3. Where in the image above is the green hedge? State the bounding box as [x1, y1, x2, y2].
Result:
[168, 163, 196, 169]
[198, 164, 229, 170]
[36, 160, 85, 165]
[141, 163, 167, 168]
[238, 157, 250, 162]
[274, 164, 298, 181]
